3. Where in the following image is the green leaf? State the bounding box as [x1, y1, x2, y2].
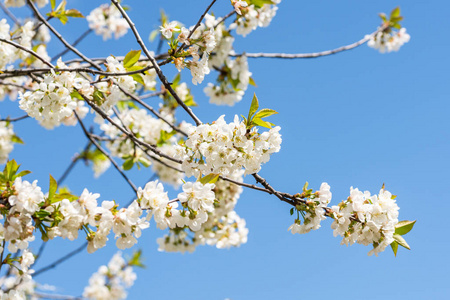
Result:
[395, 220, 416, 236]
[290, 207, 294, 216]
[16, 170, 31, 178]
[199, 173, 219, 185]
[122, 158, 134, 171]
[11, 135, 24, 144]
[93, 90, 105, 105]
[138, 157, 151, 168]
[253, 108, 278, 119]
[55, 0, 66, 12]
[123, 50, 142, 69]
[249, 77, 257, 87]
[51, 0, 56, 10]
[390, 7, 401, 19]
[252, 117, 272, 129]
[65, 9, 84, 18]
[48, 175, 58, 202]
[172, 73, 181, 86]
[70, 90, 84, 100]
[131, 74, 145, 86]
[393, 234, 410, 250]
[128, 250, 145, 268]
[248, 93, 259, 122]
[390, 241, 398, 257]
[248, 0, 274, 8]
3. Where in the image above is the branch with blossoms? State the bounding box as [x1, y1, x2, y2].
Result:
[0, 0, 415, 298]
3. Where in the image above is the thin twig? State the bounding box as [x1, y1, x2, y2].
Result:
[51, 29, 93, 62]
[0, 2, 20, 26]
[231, 25, 389, 60]
[75, 112, 138, 194]
[174, 0, 218, 56]
[0, 115, 29, 122]
[0, 38, 54, 68]
[27, 0, 101, 70]
[110, 0, 202, 126]
[33, 242, 87, 277]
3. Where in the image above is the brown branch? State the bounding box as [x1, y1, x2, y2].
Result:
[51, 29, 93, 62]
[110, 0, 202, 126]
[0, 38, 54, 68]
[75, 112, 138, 194]
[231, 25, 389, 60]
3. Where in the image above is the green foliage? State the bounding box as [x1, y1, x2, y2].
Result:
[245, 94, 278, 130]
[47, 0, 84, 25]
[123, 50, 142, 69]
[0, 160, 31, 185]
[128, 250, 146, 268]
[390, 219, 416, 256]
[199, 173, 219, 185]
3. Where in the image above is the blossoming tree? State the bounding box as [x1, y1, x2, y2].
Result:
[0, 0, 415, 298]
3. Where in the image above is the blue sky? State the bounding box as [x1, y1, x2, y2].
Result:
[1, 0, 449, 299]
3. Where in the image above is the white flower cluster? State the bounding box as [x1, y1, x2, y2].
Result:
[366, 28, 410, 53]
[230, 0, 281, 37]
[157, 171, 248, 253]
[0, 76, 29, 102]
[105, 56, 136, 93]
[330, 187, 399, 256]
[0, 248, 37, 299]
[0, 121, 15, 164]
[87, 4, 129, 40]
[4, 0, 47, 8]
[150, 144, 185, 188]
[4, 177, 45, 253]
[175, 115, 282, 177]
[19, 59, 90, 129]
[288, 183, 332, 234]
[83, 252, 136, 300]
[205, 54, 252, 106]
[138, 180, 215, 232]
[101, 108, 173, 158]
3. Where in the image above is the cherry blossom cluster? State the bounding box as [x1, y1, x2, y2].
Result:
[288, 183, 332, 235]
[0, 249, 37, 299]
[100, 107, 174, 158]
[0, 76, 30, 102]
[157, 170, 248, 253]
[205, 54, 252, 106]
[87, 4, 130, 41]
[0, 121, 15, 164]
[159, 18, 216, 85]
[18, 60, 91, 129]
[175, 115, 282, 177]
[83, 252, 137, 300]
[366, 27, 410, 53]
[329, 187, 399, 256]
[137, 180, 215, 232]
[230, 0, 281, 37]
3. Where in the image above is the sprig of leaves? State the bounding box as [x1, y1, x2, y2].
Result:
[242, 93, 278, 130]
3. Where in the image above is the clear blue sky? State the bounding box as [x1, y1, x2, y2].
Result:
[1, 0, 449, 299]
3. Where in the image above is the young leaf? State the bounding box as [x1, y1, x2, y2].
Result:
[253, 108, 278, 119]
[290, 207, 294, 216]
[252, 117, 272, 129]
[390, 241, 398, 256]
[249, 77, 257, 87]
[393, 234, 410, 250]
[122, 158, 135, 171]
[248, 93, 259, 122]
[51, 0, 56, 10]
[123, 50, 142, 69]
[11, 135, 24, 144]
[395, 220, 416, 236]
[48, 175, 58, 202]
[199, 173, 219, 185]
[390, 7, 401, 19]
[65, 9, 84, 18]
